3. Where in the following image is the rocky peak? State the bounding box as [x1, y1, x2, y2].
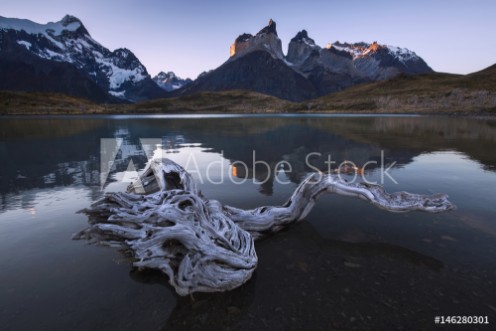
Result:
[153, 71, 192, 92]
[157, 71, 176, 79]
[114, 48, 137, 60]
[256, 19, 277, 36]
[368, 41, 383, 53]
[324, 46, 353, 59]
[291, 30, 315, 45]
[59, 15, 88, 35]
[112, 48, 145, 72]
[229, 19, 283, 60]
[60, 15, 81, 25]
[235, 33, 253, 43]
[286, 30, 319, 64]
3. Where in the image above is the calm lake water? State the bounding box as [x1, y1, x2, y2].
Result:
[0, 115, 495, 330]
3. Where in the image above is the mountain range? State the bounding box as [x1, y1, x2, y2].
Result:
[178, 19, 432, 101]
[1, 15, 434, 102]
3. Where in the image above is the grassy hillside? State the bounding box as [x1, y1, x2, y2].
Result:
[304, 69, 496, 113]
[0, 90, 105, 115]
[0, 90, 295, 115]
[126, 90, 296, 113]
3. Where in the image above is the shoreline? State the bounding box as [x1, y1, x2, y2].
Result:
[1, 88, 495, 117]
[2, 111, 496, 118]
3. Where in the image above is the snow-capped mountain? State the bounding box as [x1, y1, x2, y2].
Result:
[331, 41, 418, 62]
[321, 40, 431, 79]
[177, 19, 433, 101]
[0, 15, 164, 102]
[152, 71, 192, 92]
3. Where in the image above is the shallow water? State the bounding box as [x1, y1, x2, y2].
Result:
[0, 115, 495, 330]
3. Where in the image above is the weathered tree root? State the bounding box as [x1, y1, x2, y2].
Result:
[74, 158, 455, 296]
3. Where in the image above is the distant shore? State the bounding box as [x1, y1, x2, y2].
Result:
[1, 70, 495, 116]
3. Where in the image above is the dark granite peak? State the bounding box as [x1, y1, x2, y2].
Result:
[256, 19, 277, 37]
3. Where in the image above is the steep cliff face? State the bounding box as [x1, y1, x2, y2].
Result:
[295, 47, 363, 95]
[229, 19, 284, 60]
[0, 50, 116, 102]
[175, 19, 316, 101]
[286, 30, 320, 65]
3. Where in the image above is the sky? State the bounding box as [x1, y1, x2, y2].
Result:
[2, 0, 496, 79]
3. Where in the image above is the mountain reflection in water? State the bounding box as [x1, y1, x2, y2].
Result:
[0, 115, 495, 330]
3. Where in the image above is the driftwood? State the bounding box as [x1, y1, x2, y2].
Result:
[74, 158, 455, 296]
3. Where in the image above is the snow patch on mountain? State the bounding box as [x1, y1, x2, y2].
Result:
[40, 48, 72, 63]
[302, 38, 317, 48]
[386, 45, 417, 63]
[16, 40, 31, 49]
[330, 42, 367, 59]
[109, 90, 126, 98]
[94, 56, 146, 89]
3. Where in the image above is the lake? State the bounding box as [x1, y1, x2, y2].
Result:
[0, 115, 495, 330]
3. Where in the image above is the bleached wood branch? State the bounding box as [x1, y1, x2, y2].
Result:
[74, 158, 455, 295]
